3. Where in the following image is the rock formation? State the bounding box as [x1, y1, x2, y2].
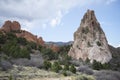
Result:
[0, 20, 45, 46]
[68, 10, 112, 64]
[15, 30, 45, 46]
[47, 44, 60, 52]
[1, 20, 21, 32]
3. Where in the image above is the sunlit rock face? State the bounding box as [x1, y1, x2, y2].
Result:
[68, 10, 112, 64]
[1, 20, 21, 32]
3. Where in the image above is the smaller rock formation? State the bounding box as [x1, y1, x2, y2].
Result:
[1, 20, 21, 32]
[0, 20, 45, 46]
[49, 44, 60, 52]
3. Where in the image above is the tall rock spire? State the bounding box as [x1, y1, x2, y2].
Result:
[68, 10, 112, 64]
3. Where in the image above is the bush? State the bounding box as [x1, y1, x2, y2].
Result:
[0, 60, 13, 71]
[94, 70, 120, 80]
[40, 47, 58, 60]
[69, 65, 76, 73]
[11, 54, 43, 67]
[78, 66, 94, 75]
[58, 54, 71, 65]
[29, 53, 44, 68]
[51, 61, 62, 73]
[43, 61, 51, 70]
[27, 42, 37, 50]
[17, 37, 27, 45]
[64, 64, 69, 71]
[0, 33, 6, 44]
[1, 32, 30, 59]
[20, 48, 30, 59]
[63, 71, 67, 76]
[92, 60, 110, 70]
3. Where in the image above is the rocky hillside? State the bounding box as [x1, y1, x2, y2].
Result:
[68, 10, 112, 64]
[0, 20, 44, 46]
[0, 20, 61, 52]
[109, 45, 120, 71]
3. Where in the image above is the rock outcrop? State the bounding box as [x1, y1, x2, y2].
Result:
[16, 30, 45, 46]
[0, 20, 45, 46]
[47, 44, 60, 52]
[1, 20, 21, 32]
[68, 10, 112, 63]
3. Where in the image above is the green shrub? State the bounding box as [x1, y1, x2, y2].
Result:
[63, 71, 67, 76]
[39, 45, 59, 60]
[2, 40, 30, 59]
[64, 64, 69, 71]
[51, 61, 62, 73]
[17, 37, 27, 45]
[69, 65, 76, 73]
[43, 61, 51, 70]
[92, 60, 110, 70]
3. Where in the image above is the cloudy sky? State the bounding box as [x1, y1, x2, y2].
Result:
[0, 0, 120, 47]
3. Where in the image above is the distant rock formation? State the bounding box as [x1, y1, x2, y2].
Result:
[68, 10, 112, 63]
[47, 43, 60, 52]
[0, 20, 44, 46]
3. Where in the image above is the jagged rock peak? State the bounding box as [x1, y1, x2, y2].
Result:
[1, 20, 21, 32]
[68, 10, 112, 64]
[82, 9, 97, 23]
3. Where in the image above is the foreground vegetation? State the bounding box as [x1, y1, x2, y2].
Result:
[0, 31, 120, 80]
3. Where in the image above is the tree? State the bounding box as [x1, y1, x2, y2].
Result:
[92, 60, 101, 70]
[51, 62, 62, 73]
[20, 47, 30, 59]
[0, 33, 6, 44]
[64, 64, 69, 71]
[17, 37, 27, 45]
[43, 61, 51, 70]
[40, 47, 58, 60]
[69, 65, 76, 73]
[92, 60, 110, 70]
[85, 58, 90, 64]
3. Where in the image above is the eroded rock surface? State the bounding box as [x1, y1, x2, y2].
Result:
[68, 10, 112, 63]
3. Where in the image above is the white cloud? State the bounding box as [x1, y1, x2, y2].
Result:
[106, 0, 117, 5]
[50, 10, 62, 27]
[0, 0, 117, 30]
[50, 19, 58, 27]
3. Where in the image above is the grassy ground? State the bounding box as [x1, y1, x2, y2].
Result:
[0, 65, 95, 80]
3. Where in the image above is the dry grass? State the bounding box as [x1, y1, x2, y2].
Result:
[30, 77, 72, 80]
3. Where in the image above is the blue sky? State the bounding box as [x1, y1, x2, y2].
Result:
[0, 0, 120, 47]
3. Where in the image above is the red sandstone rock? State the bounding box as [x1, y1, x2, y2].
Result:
[1, 20, 45, 46]
[1, 20, 21, 32]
